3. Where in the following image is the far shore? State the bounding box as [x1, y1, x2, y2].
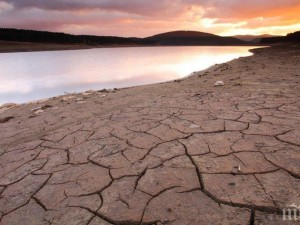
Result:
[0, 40, 261, 53]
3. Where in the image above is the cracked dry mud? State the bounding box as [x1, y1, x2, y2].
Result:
[0, 45, 300, 225]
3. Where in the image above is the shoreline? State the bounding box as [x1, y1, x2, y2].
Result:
[0, 45, 261, 106]
[0, 44, 297, 143]
[0, 40, 261, 53]
[0, 44, 299, 224]
[1, 43, 297, 146]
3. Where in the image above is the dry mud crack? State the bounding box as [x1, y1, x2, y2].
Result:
[0, 45, 300, 225]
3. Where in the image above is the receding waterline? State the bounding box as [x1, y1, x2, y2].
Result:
[0, 46, 256, 104]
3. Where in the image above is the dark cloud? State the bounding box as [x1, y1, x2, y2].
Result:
[3, 0, 300, 16]
[2, 0, 186, 17]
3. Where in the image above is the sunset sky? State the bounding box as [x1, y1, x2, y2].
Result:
[0, 0, 299, 37]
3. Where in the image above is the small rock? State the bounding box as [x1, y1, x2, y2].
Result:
[214, 81, 225, 87]
[27, 100, 39, 104]
[98, 89, 109, 93]
[99, 94, 107, 98]
[76, 98, 84, 101]
[33, 98, 49, 104]
[189, 124, 200, 129]
[77, 101, 87, 104]
[238, 165, 241, 172]
[0, 103, 18, 109]
[228, 182, 236, 186]
[31, 105, 52, 112]
[34, 109, 44, 114]
[83, 90, 95, 96]
[0, 116, 14, 123]
[31, 106, 42, 111]
[42, 105, 52, 110]
[233, 83, 242, 86]
[62, 96, 75, 101]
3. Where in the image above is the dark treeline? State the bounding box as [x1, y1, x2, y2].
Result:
[261, 31, 300, 44]
[0, 28, 249, 46]
[0, 28, 155, 45]
[3, 28, 299, 46]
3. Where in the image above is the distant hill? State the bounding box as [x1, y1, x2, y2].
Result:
[145, 31, 249, 46]
[234, 34, 279, 43]
[261, 31, 300, 44]
[148, 31, 216, 38]
[0, 28, 251, 46]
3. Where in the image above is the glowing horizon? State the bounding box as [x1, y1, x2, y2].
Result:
[0, 0, 299, 38]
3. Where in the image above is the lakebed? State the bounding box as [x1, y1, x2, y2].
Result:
[0, 45, 299, 225]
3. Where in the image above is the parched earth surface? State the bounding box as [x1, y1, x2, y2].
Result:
[0, 45, 300, 225]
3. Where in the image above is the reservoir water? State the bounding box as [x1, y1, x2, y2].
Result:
[0, 46, 254, 104]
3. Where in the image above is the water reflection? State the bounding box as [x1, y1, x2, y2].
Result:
[0, 46, 254, 104]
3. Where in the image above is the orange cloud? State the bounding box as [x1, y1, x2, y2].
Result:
[0, 0, 299, 37]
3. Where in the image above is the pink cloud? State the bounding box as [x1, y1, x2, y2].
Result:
[0, 0, 299, 36]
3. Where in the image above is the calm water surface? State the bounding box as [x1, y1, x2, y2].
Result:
[0, 46, 254, 104]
